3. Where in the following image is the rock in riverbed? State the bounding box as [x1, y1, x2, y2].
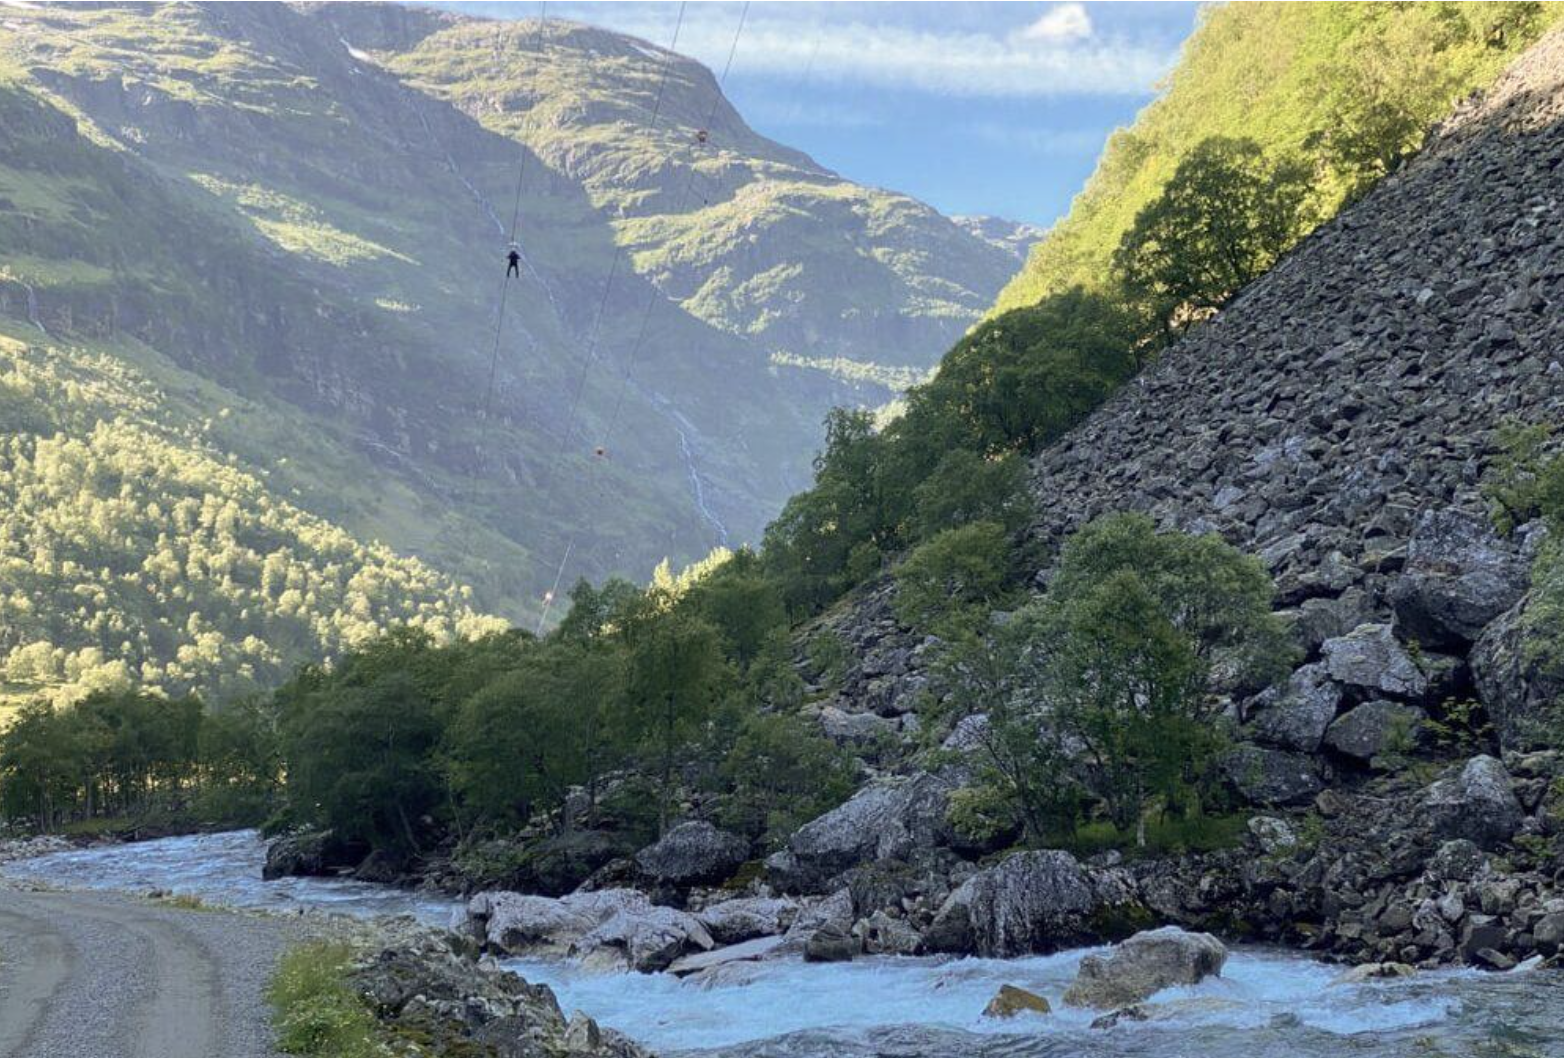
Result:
[1063, 927, 1228, 1010]
[983, 984, 1051, 1019]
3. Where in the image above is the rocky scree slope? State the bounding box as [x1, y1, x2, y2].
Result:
[0, 1, 1027, 635]
[762, 27, 1564, 971]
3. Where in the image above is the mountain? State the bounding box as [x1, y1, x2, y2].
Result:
[0, 1, 1028, 704]
[993, 1, 1559, 314]
[788, 19, 1564, 967]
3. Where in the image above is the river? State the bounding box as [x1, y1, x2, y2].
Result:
[4, 830, 1560, 1058]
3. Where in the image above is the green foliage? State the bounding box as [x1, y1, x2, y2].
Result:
[1483, 420, 1556, 534]
[624, 606, 730, 835]
[717, 713, 856, 848]
[0, 688, 277, 829]
[763, 288, 1139, 619]
[266, 942, 382, 1058]
[994, 2, 1562, 314]
[910, 450, 1029, 541]
[893, 522, 1014, 633]
[1113, 137, 1316, 321]
[1065, 812, 1250, 859]
[931, 515, 1290, 849]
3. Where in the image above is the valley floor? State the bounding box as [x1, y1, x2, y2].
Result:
[0, 887, 305, 1058]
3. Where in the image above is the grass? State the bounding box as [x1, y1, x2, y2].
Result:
[1062, 812, 1251, 859]
[266, 942, 383, 1058]
[154, 892, 213, 912]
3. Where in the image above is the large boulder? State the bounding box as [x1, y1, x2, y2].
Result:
[1220, 745, 1323, 806]
[571, 905, 715, 973]
[1390, 509, 1526, 650]
[777, 889, 855, 956]
[767, 773, 953, 892]
[263, 829, 358, 880]
[1323, 699, 1426, 762]
[1471, 599, 1564, 752]
[1321, 624, 1429, 699]
[1063, 927, 1228, 1010]
[1419, 756, 1525, 851]
[923, 850, 1098, 957]
[695, 896, 800, 944]
[1248, 663, 1343, 752]
[463, 888, 650, 956]
[634, 822, 748, 889]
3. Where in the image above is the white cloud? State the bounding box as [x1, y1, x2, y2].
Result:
[546, 3, 1177, 98]
[1015, 4, 1093, 44]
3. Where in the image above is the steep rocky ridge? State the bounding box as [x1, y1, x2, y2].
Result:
[773, 27, 1564, 971]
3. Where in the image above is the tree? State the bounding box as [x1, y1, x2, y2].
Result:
[1113, 137, 1315, 322]
[279, 670, 443, 860]
[909, 450, 1030, 542]
[893, 521, 1014, 633]
[762, 409, 890, 614]
[925, 617, 1078, 846]
[894, 288, 1145, 461]
[717, 713, 856, 848]
[1032, 514, 1293, 845]
[624, 610, 729, 835]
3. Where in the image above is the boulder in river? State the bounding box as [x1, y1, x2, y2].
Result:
[982, 984, 1051, 1019]
[572, 904, 715, 973]
[464, 888, 651, 956]
[262, 828, 358, 880]
[1063, 927, 1228, 1010]
[695, 896, 800, 944]
[923, 850, 1099, 957]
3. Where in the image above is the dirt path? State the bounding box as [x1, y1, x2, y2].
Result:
[0, 888, 306, 1058]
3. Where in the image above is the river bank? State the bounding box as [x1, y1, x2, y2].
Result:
[4, 830, 1563, 1058]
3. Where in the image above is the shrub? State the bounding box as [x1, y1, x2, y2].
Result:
[266, 943, 381, 1058]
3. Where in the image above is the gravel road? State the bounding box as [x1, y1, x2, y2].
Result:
[0, 887, 309, 1058]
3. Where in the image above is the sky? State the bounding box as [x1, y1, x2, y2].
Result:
[437, 2, 1202, 228]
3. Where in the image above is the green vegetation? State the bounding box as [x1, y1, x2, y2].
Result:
[0, 689, 277, 831]
[256, 549, 853, 866]
[0, 329, 506, 714]
[929, 515, 1292, 848]
[995, 2, 1561, 313]
[267, 942, 382, 1058]
[1482, 423, 1564, 740]
[1113, 137, 1315, 323]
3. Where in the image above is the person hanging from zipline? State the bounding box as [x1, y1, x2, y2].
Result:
[506, 242, 521, 278]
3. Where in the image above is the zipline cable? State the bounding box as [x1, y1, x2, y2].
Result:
[535, 2, 751, 633]
[479, 1, 550, 430]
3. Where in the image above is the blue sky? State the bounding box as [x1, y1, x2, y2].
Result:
[437, 2, 1202, 227]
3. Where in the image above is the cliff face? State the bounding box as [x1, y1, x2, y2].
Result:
[781, 28, 1564, 970]
[0, 1, 1029, 629]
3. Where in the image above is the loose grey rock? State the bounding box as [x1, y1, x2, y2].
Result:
[1321, 624, 1428, 699]
[1391, 509, 1526, 649]
[634, 821, 748, 888]
[1221, 745, 1324, 806]
[924, 850, 1099, 957]
[1249, 663, 1343, 752]
[1063, 927, 1228, 1010]
[1324, 699, 1426, 761]
[1419, 755, 1525, 850]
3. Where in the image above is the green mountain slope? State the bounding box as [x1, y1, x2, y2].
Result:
[993, 1, 1560, 313]
[0, 2, 1030, 706]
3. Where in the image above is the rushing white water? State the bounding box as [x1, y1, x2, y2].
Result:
[5, 831, 1561, 1058]
[0, 830, 459, 925]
